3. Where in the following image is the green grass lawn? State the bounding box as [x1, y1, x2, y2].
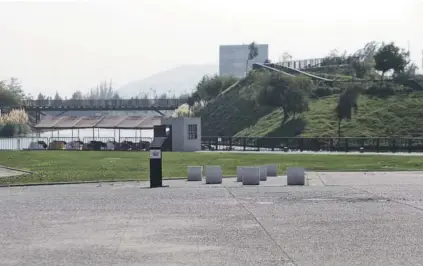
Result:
[0, 151, 423, 185]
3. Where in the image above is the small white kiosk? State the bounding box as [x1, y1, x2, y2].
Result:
[160, 117, 201, 152]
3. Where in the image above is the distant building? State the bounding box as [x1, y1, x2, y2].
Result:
[219, 44, 269, 77]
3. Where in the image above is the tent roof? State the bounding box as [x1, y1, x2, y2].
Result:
[33, 116, 163, 129]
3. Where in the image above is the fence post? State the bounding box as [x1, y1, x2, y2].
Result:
[229, 137, 232, 151]
[17, 138, 20, 150]
[299, 138, 304, 152]
[345, 138, 349, 152]
[408, 139, 412, 153]
[376, 138, 380, 153]
[329, 138, 334, 152]
[391, 138, 396, 153]
[256, 137, 260, 151]
[243, 138, 246, 151]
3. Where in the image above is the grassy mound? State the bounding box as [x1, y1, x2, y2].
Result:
[195, 76, 274, 136]
[200, 79, 423, 138]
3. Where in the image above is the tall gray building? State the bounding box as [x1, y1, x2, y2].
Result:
[219, 44, 269, 78]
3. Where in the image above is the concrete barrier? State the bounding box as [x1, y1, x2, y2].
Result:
[266, 164, 277, 177]
[259, 166, 267, 181]
[287, 167, 305, 185]
[205, 165, 223, 184]
[187, 166, 203, 181]
[242, 167, 260, 185]
[236, 166, 246, 182]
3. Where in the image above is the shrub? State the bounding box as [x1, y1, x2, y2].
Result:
[0, 109, 30, 137]
[312, 86, 342, 98]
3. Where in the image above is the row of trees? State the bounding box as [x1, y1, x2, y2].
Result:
[33, 80, 182, 103]
[34, 80, 120, 102]
[319, 42, 414, 81]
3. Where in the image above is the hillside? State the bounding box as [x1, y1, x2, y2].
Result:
[235, 93, 423, 138]
[190, 42, 423, 138]
[196, 73, 423, 138]
[196, 75, 274, 136]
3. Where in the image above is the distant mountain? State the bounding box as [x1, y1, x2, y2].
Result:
[118, 64, 218, 98]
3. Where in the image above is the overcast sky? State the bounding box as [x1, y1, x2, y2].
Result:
[0, 0, 421, 97]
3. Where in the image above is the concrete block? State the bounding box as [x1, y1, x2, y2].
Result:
[266, 164, 277, 177]
[205, 165, 222, 184]
[241, 167, 260, 185]
[236, 166, 246, 182]
[287, 167, 305, 185]
[187, 166, 202, 181]
[259, 166, 267, 181]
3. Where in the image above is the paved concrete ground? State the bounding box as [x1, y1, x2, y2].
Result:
[0, 166, 27, 178]
[1, 172, 423, 266]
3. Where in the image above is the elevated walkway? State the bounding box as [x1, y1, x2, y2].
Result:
[9, 98, 186, 111]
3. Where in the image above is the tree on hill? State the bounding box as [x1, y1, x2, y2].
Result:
[195, 75, 239, 103]
[350, 42, 380, 79]
[246, 42, 258, 76]
[256, 73, 312, 122]
[353, 42, 379, 63]
[335, 86, 360, 138]
[374, 42, 409, 84]
[280, 52, 292, 63]
[321, 49, 349, 66]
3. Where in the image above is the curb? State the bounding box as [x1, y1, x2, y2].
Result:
[0, 177, 188, 188]
[0, 176, 244, 188]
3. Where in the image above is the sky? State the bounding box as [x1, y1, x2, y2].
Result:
[0, 0, 421, 98]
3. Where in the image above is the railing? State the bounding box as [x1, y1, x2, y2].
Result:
[201, 136, 423, 153]
[8, 99, 187, 109]
[3, 136, 423, 153]
[0, 137, 153, 151]
[279, 58, 324, 70]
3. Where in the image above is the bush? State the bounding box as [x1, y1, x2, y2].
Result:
[365, 83, 396, 97]
[312, 86, 342, 98]
[0, 123, 30, 137]
[0, 109, 30, 137]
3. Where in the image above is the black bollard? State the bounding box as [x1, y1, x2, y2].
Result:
[149, 148, 163, 188]
[149, 136, 168, 188]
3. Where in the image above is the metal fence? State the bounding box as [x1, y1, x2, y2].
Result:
[201, 136, 423, 153]
[3, 136, 423, 153]
[0, 137, 153, 151]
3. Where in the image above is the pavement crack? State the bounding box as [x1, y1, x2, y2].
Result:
[316, 173, 327, 186]
[349, 186, 423, 212]
[113, 212, 133, 264]
[224, 187, 298, 266]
